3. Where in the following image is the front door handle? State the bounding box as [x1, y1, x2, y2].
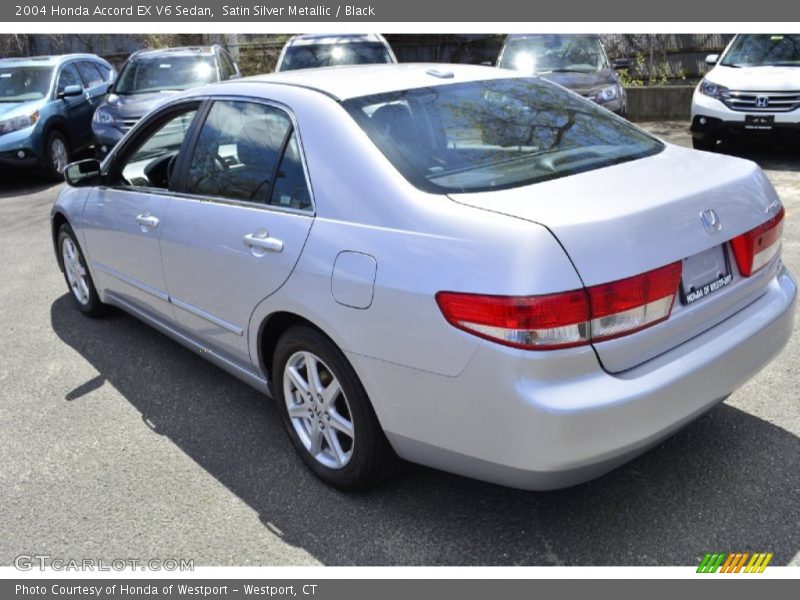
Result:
[244, 230, 284, 255]
[136, 213, 159, 231]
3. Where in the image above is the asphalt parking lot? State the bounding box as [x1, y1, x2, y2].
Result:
[1, 122, 798, 567]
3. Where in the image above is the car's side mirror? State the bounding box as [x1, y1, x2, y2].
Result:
[612, 58, 633, 70]
[65, 159, 103, 188]
[59, 84, 84, 99]
[705, 54, 720, 66]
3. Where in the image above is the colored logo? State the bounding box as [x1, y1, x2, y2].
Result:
[697, 552, 773, 573]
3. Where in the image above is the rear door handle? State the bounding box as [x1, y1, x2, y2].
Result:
[136, 213, 159, 230]
[244, 231, 283, 254]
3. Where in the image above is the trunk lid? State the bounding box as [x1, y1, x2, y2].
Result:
[449, 143, 783, 372]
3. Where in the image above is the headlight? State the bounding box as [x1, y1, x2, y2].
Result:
[698, 79, 728, 100]
[93, 108, 116, 125]
[0, 111, 39, 135]
[596, 84, 620, 103]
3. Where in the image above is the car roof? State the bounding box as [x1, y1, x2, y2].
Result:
[241, 63, 525, 101]
[286, 33, 387, 47]
[0, 54, 107, 67]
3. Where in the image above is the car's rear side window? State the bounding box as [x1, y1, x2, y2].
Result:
[343, 77, 663, 194]
[185, 100, 311, 209]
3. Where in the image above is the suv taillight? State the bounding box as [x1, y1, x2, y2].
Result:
[436, 262, 682, 350]
[730, 207, 785, 277]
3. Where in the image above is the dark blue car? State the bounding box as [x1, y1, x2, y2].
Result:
[92, 45, 240, 155]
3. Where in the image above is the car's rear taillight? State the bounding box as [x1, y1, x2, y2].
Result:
[436, 262, 682, 350]
[730, 207, 785, 277]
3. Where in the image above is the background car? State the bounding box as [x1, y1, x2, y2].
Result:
[691, 34, 800, 151]
[0, 54, 114, 179]
[497, 33, 629, 116]
[52, 64, 794, 491]
[275, 34, 397, 72]
[92, 45, 240, 155]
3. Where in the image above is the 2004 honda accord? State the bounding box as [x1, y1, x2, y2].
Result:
[51, 64, 796, 491]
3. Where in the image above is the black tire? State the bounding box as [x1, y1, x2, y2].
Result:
[44, 130, 71, 181]
[57, 223, 106, 317]
[692, 136, 717, 151]
[273, 325, 396, 490]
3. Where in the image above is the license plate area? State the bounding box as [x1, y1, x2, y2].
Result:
[745, 114, 774, 130]
[680, 245, 733, 305]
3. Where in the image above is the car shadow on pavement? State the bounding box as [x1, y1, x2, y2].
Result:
[50, 294, 800, 566]
[0, 168, 61, 199]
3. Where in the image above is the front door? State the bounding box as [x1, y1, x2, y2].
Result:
[82, 103, 201, 323]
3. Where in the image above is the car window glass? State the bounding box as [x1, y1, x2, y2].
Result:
[219, 51, 236, 79]
[119, 108, 198, 190]
[56, 64, 82, 94]
[0, 66, 53, 101]
[344, 78, 663, 194]
[95, 63, 113, 82]
[269, 132, 312, 211]
[186, 100, 292, 204]
[76, 61, 104, 88]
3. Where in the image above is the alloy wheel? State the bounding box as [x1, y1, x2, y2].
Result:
[283, 351, 355, 469]
[62, 237, 90, 305]
[50, 137, 69, 174]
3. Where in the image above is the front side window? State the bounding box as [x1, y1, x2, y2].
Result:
[115, 55, 217, 94]
[56, 64, 82, 95]
[499, 34, 609, 75]
[186, 100, 310, 207]
[0, 66, 53, 102]
[280, 42, 393, 71]
[118, 106, 198, 189]
[721, 34, 800, 67]
[76, 61, 104, 89]
[344, 78, 663, 194]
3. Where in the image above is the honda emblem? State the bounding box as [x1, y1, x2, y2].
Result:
[700, 209, 722, 234]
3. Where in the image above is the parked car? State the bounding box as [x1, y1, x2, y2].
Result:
[691, 34, 800, 150]
[52, 64, 795, 491]
[92, 45, 240, 155]
[275, 34, 396, 72]
[0, 54, 114, 179]
[497, 34, 629, 116]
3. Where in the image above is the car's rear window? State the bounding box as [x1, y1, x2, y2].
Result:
[343, 77, 663, 194]
[280, 42, 393, 71]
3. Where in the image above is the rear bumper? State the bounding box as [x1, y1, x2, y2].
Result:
[354, 266, 796, 490]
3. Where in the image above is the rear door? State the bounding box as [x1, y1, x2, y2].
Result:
[159, 98, 315, 366]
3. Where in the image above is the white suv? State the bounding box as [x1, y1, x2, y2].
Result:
[691, 34, 800, 151]
[275, 34, 397, 72]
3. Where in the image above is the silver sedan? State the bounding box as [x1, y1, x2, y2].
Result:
[51, 64, 796, 490]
